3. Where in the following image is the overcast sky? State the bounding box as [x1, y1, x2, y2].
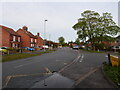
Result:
[0, 0, 119, 42]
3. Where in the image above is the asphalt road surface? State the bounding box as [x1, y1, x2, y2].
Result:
[2, 47, 116, 88]
[2, 47, 78, 85]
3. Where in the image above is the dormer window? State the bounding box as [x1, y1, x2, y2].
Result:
[13, 36, 16, 41]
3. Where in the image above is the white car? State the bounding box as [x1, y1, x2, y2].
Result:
[43, 45, 49, 49]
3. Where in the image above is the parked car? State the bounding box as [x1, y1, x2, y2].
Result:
[72, 45, 79, 49]
[42, 45, 49, 49]
[0, 47, 8, 53]
[40, 46, 44, 50]
[22, 47, 35, 51]
[27, 47, 35, 51]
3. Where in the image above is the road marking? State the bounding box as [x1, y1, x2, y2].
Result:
[12, 73, 52, 78]
[79, 54, 84, 62]
[105, 55, 108, 58]
[3, 76, 12, 88]
[59, 50, 81, 73]
[14, 62, 37, 68]
[64, 63, 67, 65]
[74, 67, 98, 86]
[3, 72, 52, 88]
[44, 67, 52, 73]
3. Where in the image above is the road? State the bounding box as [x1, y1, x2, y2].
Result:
[2, 47, 115, 88]
[2, 47, 78, 85]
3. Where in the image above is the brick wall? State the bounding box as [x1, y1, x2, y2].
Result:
[16, 29, 31, 47]
[1, 29, 11, 47]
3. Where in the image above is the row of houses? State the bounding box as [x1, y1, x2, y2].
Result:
[0, 25, 57, 48]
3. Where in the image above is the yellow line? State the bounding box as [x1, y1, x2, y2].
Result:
[44, 67, 52, 73]
[12, 72, 52, 78]
[3, 76, 12, 88]
[74, 67, 98, 86]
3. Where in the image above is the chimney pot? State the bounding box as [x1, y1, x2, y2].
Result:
[37, 33, 40, 36]
[22, 26, 28, 31]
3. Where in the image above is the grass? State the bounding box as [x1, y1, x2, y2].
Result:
[81, 49, 103, 53]
[0, 49, 56, 62]
[103, 63, 120, 87]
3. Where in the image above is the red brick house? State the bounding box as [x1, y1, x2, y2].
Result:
[35, 33, 44, 47]
[16, 26, 38, 48]
[0, 25, 21, 48]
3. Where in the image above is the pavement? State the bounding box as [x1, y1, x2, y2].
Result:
[2, 48, 119, 89]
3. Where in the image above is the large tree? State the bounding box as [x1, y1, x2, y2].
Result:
[75, 38, 80, 45]
[58, 36, 65, 46]
[72, 10, 120, 50]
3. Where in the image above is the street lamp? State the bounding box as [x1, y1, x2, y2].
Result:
[44, 20, 48, 51]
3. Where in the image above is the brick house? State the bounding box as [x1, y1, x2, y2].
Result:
[0, 25, 21, 48]
[16, 26, 38, 48]
[35, 33, 43, 47]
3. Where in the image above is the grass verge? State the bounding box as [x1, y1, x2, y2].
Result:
[103, 63, 120, 87]
[80, 49, 103, 53]
[0, 49, 56, 62]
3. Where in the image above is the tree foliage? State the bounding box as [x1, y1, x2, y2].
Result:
[75, 38, 80, 45]
[58, 36, 65, 46]
[72, 10, 120, 49]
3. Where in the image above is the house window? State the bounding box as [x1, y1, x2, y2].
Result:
[13, 36, 16, 41]
[35, 39, 37, 43]
[31, 38, 33, 42]
[18, 37, 21, 42]
[31, 44, 32, 47]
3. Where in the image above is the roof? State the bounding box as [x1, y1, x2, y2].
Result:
[35, 35, 43, 40]
[0, 25, 20, 36]
[17, 28, 36, 38]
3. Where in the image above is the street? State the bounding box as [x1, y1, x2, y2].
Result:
[2, 47, 115, 88]
[2, 47, 78, 86]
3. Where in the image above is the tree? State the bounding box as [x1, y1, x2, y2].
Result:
[75, 38, 80, 45]
[72, 10, 120, 50]
[58, 37, 65, 46]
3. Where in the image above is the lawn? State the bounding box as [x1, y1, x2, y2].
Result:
[0, 50, 55, 62]
[103, 63, 120, 87]
[81, 49, 103, 53]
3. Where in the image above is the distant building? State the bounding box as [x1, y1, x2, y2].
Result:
[0, 25, 21, 48]
[35, 33, 44, 47]
[16, 26, 38, 48]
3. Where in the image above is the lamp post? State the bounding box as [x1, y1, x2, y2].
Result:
[44, 20, 48, 51]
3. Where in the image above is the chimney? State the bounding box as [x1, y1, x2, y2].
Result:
[37, 33, 40, 36]
[22, 26, 28, 31]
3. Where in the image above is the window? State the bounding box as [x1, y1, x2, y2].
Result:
[35, 39, 37, 43]
[18, 37, 20, 42]
[31, 38, 33, 42]
[13, 36, 16, 41]
[31, 44, 34, 47]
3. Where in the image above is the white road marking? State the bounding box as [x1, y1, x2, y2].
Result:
[59, 50, 81, 72]
[14, 62, 37, 68]
[79, 54, 84, 62]
[105, 55, 108, 58]
[64, 63, 67, 65]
